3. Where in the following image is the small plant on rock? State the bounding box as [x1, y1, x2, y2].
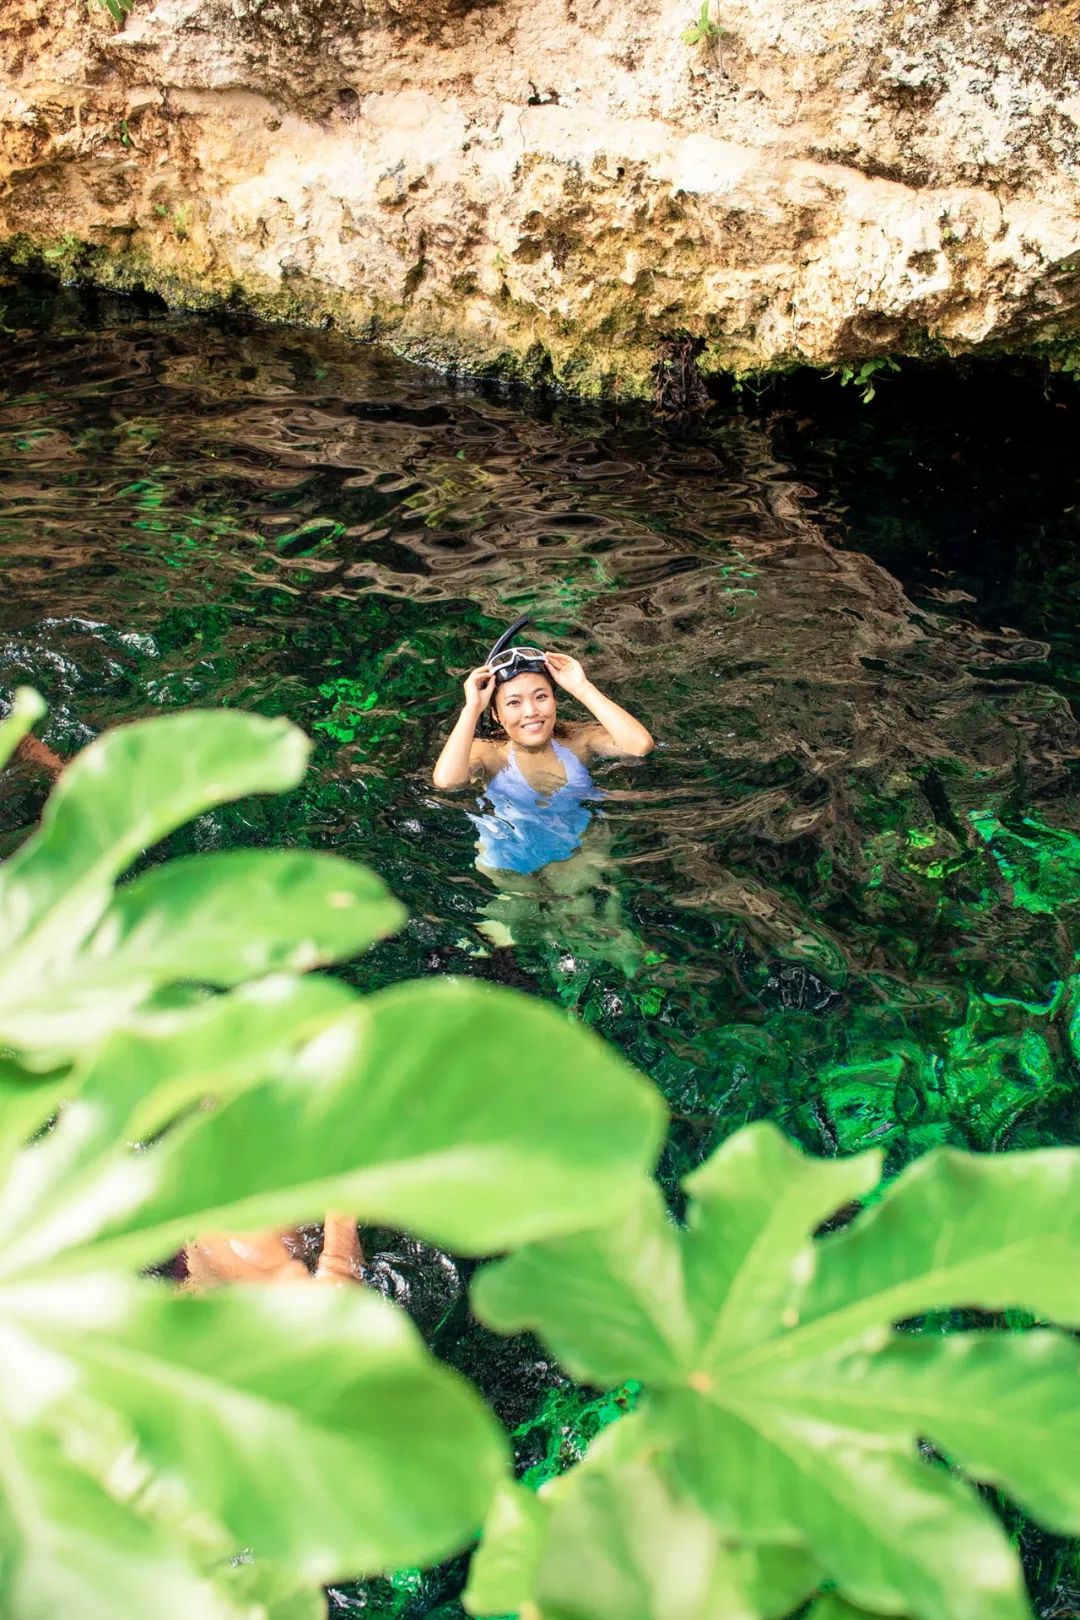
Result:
[831, 356, 901, 404]
[681, 0, 729, 47]
[90, 0, 135, 23]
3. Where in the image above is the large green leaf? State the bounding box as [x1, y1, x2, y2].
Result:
[0, 849, 403, 1055]
[807, 1599, 877, 1620]
[0, 974, 663, 1608]
[216, 1554, 326, 1620]
[474, 1123, 1080, 1620]
[790, 1143, 1080, 1344]
[0, 709, 308, 951]
[733, 1544, 824, 1620]
[462, 1480, 548, 1617]
[0, 709, 408, 1065]
[757, 1331, 1080, 1527]
[9, 1281, 507, 1584]
[0, 972, 614, 1611]
[465, 1433, 820, 1620]
[10, 979, 665, 1277]
[0, 1429, 238, 1620]
[90, 973, 358, 1144]
[0, 976, 357, 1267]
[529, 1457, 756, 1620]
[0, 1056, 69, 1178]
[0, 687, 47, 772]
[0, 699, 669, 1618]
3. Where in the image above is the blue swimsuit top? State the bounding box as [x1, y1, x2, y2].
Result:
[470, 738, 600, 874]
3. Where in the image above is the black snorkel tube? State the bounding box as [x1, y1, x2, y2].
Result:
[485, 613, 533, 665]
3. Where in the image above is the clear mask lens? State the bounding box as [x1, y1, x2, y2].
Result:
[490, 646, 545, 671]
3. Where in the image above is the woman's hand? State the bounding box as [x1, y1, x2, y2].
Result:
[544, 651, 590, 697]
[463, 664, 496, 714]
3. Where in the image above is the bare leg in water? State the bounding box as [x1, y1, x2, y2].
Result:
[184, 1214, 364, 1288]
[475, 821, 643, 976]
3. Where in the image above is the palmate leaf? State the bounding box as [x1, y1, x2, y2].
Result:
[473, 1123, 1080, 1620]
[0, 972, 663, 1612]
[0, 848, 402, 1056]
[1, 978, 665, 1279]
[0, 975, 358, 1266]
[217, 1554, 326, 1620]
[0, 706, 403, 1065]
[524, 1459, 755, 1620]
[1, 1282, 507, 1586]
[465, 1431, 823, 1620]
[0, 697, 667, 1617]
[807, 1600, 877, 1620]
[465, 1480, 547, 1616]
[0, 1428, 237, 1620]
[0, 1055, 70, 1179]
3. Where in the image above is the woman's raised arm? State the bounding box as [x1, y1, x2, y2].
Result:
[432, 664, 496, 788]
[545, 652, 654, 757]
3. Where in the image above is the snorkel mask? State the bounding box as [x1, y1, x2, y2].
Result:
[485, 614, 549, 687]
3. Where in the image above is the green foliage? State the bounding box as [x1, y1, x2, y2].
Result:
[0, 709, 403, 1065]
[472, 1123, 1080, 1620]
[680, 0, 729, 45]
[829, 357, 900, 403]
[41, 231, 81, 262]
[3, 694, 1080, 1620]
[152, 202, 192, 240]
[809, 1599, 876, 1620]
[0, 697, 664, 1617]
[467, 1445, 822, 1620]
[91, 0, 135, 23]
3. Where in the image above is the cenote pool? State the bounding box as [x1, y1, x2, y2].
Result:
[1, 282, 1078, 1616]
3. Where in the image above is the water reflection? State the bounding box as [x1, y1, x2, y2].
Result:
[0, 287, 1078, 1611]
[1, 294, 1077, 1158]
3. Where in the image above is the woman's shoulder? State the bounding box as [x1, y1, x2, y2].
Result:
[556, 721, 603, 759]
[470, 735, 510, 774]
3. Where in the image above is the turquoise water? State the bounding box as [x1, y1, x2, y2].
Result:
[0, 281, 1078, 1614]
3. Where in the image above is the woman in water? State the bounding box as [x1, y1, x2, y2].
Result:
[433, 635, 653, 962]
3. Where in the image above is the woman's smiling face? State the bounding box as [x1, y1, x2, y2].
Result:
[495, 671, 557, 746]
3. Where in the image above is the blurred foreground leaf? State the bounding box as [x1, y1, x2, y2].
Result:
[2, 979, 665, 1278]
[473, 1123, 1080, 1620]
[0, 698, 666, 1617]
[1, 1282, 506, 1588]
[0, 706, 402, 1065]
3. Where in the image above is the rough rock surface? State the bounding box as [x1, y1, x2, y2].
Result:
[3, 0, 1080, 392]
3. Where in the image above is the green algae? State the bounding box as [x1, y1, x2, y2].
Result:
[0, 293, 1077, 1615]
[971, 809, 1080, 915]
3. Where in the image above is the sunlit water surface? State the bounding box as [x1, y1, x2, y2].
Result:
[1, 284, 1077, 1616]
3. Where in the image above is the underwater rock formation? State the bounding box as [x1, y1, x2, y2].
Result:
[3, 0, 1080, 392]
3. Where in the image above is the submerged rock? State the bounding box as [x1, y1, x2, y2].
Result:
[3, 0, 1080, 393]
